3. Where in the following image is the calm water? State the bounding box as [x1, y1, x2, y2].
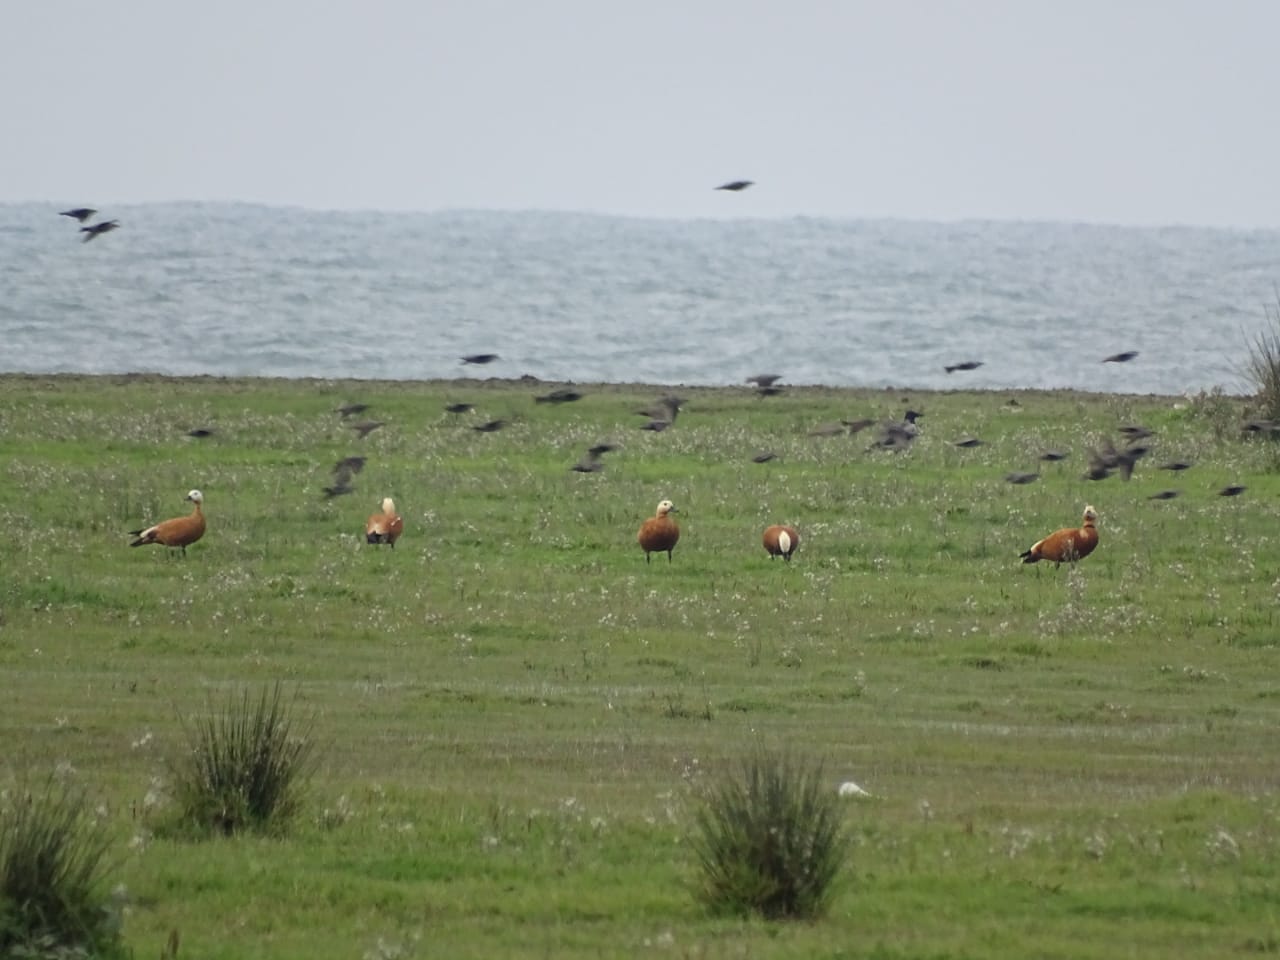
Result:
[1, 202, 1276, 394]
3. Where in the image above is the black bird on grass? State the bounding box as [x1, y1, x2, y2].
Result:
[186, 427, 215, 439]
[953, 437, 985, 448]
[752, 451, 777, 463]
[1005, 471, 1039, 485]
[944, 360, 984, 373]
[1159, 460, 1193, 472]
[1219, 484, 1247, 497]
[1149, 490, 1180, 500]
[444, 402, 474, 414]
[715, 180, 754, 192]
[472, 419, 509, 433]
[1103, 350, 1139, 363]
[335, 402, 369, 418]
[1040, 450, 1069, 462]
[60, 207, 96, 223]
[350, 420, 384, 438]
[80, 220, 120, 242]
[535, 388, 583, 404]
[461, 353, 499, 365]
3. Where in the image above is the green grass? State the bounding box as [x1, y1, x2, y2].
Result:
[1, 373, 1279, 958]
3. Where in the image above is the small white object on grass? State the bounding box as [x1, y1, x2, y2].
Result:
[838, 780, 873, 799]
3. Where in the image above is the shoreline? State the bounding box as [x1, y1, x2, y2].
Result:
[0, 370, 1242, 403]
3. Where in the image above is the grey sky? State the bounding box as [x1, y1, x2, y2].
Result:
[5, 1, 1279, 227]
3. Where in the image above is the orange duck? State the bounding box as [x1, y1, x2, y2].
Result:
[129, 490, 206, 556]
[365, 497, 404, 547]
[762, 524, 800, 562]
[638, 499, 679, 563]
[1019, 505, 1098, 566]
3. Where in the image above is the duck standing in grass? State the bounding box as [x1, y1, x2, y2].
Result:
[365, 497, 404, 547]
[638, 500, 680, 564]
[129, 490, 206, 556]
[762, 524, 800, 562]
[1019, 505, 1098, 567]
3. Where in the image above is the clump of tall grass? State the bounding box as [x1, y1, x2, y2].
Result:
[689, 749, 849, 920]
[170, 682, 317, 837]
[1243, 292, 1280, 425]
[0, 775, 124, 958]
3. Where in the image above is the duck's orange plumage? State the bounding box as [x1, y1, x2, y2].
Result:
[365, 497, 404, 547]
[638, 499, 679, 563]
[762, 524, 800, 561]
[129, 490, 206, 556]
[1020, 505, 1098, 566]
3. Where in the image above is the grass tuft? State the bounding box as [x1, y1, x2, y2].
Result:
[170, 681, 317, 837]
[1244, 292, 1280, 424]
[690, 749, 849, 920]
[0, 774, 123, 958]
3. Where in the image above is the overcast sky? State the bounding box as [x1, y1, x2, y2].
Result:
[5, 1, 1278, 227]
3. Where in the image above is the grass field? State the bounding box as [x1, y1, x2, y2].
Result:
[2, 373, 1279, 959]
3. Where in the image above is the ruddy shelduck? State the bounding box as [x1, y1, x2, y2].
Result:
[1019, 505, 1098, 567]
[129, 490, 206, 556]
[365, 497, 404, 547]
[762, 524, 800, 562]
[638, 500, 680, 564]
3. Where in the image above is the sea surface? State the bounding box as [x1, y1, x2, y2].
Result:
[1, 202, 1277, 395]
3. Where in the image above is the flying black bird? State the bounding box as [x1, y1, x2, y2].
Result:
[1103, 350, 1139, 363]
[186, 427, 215, 438]
[746, 374, 782, 387]
[1119, 424, 1154, 441]
[444, 403, 474, 414]
[324, 455, 365, 499]
[944, 361, 984, 373]
[636, 395, 683, 426]
[953, 437, 985, 448]
[1159, 460, 1193, 472]
[1149, 490, 1180, 500]
[80, 220, 120, 242]
[640, 419, 670, 432]
[461, 353, 499, 365]
[1085, 437, 1147, 481]
[1005, 471, 1039, 485]
[535, 388, 583, 404]
[752, 451, 777, 463]
[350, 420, 384, 438]
[715, 180, 754, 192]
[1039, 450, 1069, 462]
[1219, 484, 1247, 497]
[60, 207, 96, 223]
[571, 443, 618, 473]
[335, 402, 369, 418]
[472, 419, 508, 433]
[869, 410, 923, 452]
[323, 455, 366, 499]
[756, 386, 785, 398]
[333, 456, 366, 478]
